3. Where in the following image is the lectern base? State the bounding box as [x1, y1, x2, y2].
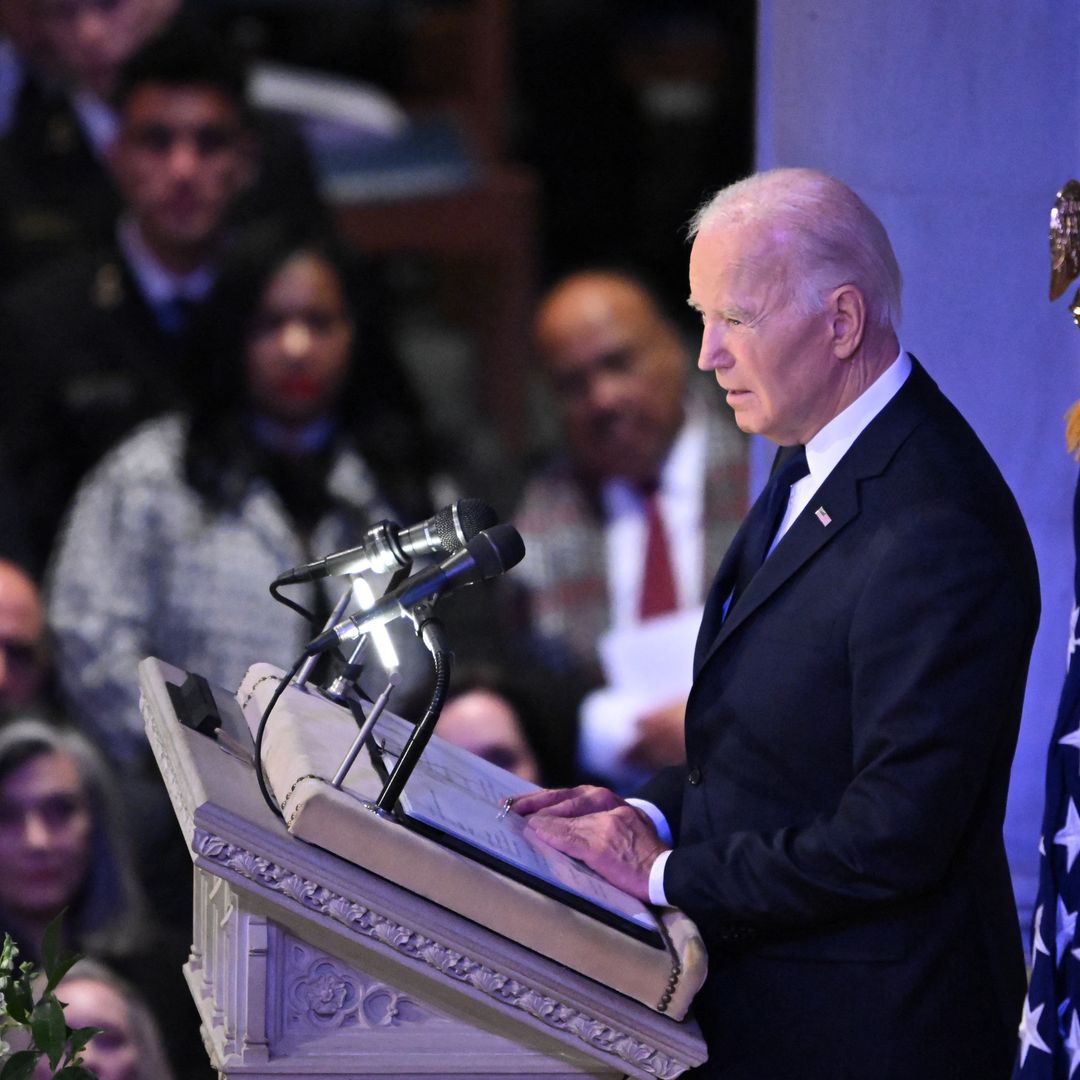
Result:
[139, 657, 708, 1079]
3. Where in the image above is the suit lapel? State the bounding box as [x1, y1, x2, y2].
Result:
[694, 358, 935, 675]
[693, 509, 752, 670]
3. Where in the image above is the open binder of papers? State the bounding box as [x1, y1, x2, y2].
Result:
[369, 710, 660, 943]
[236, 663, 707, 1017]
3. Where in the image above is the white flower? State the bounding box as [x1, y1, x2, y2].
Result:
[0, 935, 17, 989]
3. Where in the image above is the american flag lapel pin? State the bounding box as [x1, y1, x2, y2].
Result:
[815, 506, 832, 527]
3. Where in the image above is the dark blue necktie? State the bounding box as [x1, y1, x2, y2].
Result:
[727, 444, 809, 614]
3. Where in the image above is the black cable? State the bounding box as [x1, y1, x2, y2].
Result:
[254, 652, 308, 822]
[262, 561, 421, 820]
[269, 577, 315, 624]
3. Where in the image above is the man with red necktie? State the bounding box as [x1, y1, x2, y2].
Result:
[513, 269, 746, 789]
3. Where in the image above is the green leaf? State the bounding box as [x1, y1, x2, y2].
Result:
[41, 912, 78, 993]
[52, 1068, 98, 1080]
[65, 1025, 100, 1059]
[4, 978, 32, 1025]
[30, 995, 66, 1069]
[0, 1049, 40, 1080]
[40, 912, 63, 981]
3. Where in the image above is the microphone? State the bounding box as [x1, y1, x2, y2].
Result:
[305, 524, 525, 655]
[275, 499, 498, 585]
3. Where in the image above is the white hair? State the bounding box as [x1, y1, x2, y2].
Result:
[689, 167, 902, 329]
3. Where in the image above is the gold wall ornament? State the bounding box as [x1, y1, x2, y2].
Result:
[1050, 179, 1080, 302]
[1067, 400, 1080, 460]
[1049, 181, 1080, 456]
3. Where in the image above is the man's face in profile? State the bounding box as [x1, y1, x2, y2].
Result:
[537, 274, 686, 488]
[689, 222, 849, 447]
[110, 83, 252, 268]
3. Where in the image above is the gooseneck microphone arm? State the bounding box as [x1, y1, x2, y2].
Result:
[374, 603, 452, 813]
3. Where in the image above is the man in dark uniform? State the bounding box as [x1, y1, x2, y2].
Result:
[3, 21, 257, 564]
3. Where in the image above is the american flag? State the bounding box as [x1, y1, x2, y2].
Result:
[1015, 471, 1080, 1079]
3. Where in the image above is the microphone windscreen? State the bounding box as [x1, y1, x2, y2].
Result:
[437, 498, 498, 551]
[479, 523, 526, 574]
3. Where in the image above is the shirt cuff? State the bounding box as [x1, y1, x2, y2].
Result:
[625, 798, 673, 844]
[647, 849, 672, 907]
[625, 798, 673, 907]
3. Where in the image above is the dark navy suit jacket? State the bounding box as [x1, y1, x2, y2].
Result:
[640, 359, 1040, 1080]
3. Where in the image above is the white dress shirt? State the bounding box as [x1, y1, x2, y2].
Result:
[117, 215, 216, 314]
[578, 412, 708, 787]
[603, 414, 708, 623]
[639, 349, 912, 906]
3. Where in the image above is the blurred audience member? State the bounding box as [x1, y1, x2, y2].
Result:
[48, 223, 433, 764]
[0, 718, 146, 963]
[514, 269, 745, 790]
[0, 3, 321, 282]
[437, 666, 542, 784]
[32, 959, 175, 1080]
[0, 560, 50, 716]
[3, 19, 258, 565]
[46, 224, 434, 928]
[0, 0, 48, 137]
[36, 0, 178, 100]
[0, 0, 179, 276]
[0, 717, 215, 1080]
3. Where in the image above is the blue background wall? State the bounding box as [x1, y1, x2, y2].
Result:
[755, 1, 1080, 932]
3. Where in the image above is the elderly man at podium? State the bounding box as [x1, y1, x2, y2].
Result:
[515, 167, 1039, 1080]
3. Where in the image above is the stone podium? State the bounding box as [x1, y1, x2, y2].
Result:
[139, 658, 709, 1079]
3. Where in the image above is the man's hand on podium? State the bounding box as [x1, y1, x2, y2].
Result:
[514, 786, 669, 904]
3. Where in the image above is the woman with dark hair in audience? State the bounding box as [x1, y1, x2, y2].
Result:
[47, 222, 436, 772]
[45, 225, 438, 964]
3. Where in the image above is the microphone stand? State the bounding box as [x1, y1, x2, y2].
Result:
[309, 565, 421, 799]
[375, 601, 453, 814]
[330, 671, 401, 790]
[293, 585, 352, 691]
[295, 563, 412, 692]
